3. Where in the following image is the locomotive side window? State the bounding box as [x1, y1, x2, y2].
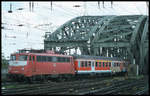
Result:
[36, 56, 70, 62]
[66, 58, 70, 62]
[56, 57, 70, 62]
[57, 57, 61, 62]
[43, 56, 47, 62]
[47, 56, 52, 62]
[37, 56, 41, 62]
[52, 56, 57, 62]
[36, 56, 40, 62]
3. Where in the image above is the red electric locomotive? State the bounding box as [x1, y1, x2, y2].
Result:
[8, 49, 75, 81]
[8, 49, 127, 81]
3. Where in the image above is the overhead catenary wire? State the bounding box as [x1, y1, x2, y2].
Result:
[134, 3, 143, 15]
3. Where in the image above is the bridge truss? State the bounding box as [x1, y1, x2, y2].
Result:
[44, 15, 149, 74]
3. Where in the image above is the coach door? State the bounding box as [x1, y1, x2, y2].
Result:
[31, 55, 36, 72]
[91, 61, 95, 72]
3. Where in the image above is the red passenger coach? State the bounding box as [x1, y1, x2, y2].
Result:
[8, 49, 75, 79]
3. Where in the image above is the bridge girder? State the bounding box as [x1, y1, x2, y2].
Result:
[44, 15, 149, 74]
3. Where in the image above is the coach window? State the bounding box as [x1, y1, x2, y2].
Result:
[99, 62, 101, 67]
[81, 61, 84, 67]
[109, 62, 111, 67]
[106, 62, 108, 67]
[103, 62, 105, 67]
[117, 63, 119, 66]
[88, 61, 91, 67]
[96, 62, 98, 67]
[114, 63, 117, 67]
[85, 61, 87, 67]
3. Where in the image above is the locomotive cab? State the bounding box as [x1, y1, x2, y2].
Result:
[8, 53, 31, 77]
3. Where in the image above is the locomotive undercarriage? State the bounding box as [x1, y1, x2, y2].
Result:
[7, 71, 127, 83]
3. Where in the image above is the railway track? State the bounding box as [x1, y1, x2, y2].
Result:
[60, 77, 147, 95]
[2, 76, 148, 95]
[2, 76, 114, 95]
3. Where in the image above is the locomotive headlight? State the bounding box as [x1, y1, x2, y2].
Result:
[22, 67, 24, 70]
[9, 67, 11, 70]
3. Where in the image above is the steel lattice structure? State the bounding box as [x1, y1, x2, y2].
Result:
[44, 15, 149, 74]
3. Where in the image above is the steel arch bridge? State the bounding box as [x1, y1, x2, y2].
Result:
[44, 15, 149, 74]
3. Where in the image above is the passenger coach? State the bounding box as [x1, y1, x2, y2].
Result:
[73, 55, 126, 75]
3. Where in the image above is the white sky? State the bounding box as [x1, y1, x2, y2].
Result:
[2, 1, 148, 59]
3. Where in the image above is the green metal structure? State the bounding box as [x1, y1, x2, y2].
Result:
[44, 15, 149, 74]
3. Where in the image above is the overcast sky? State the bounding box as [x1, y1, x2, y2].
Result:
[2, 1, 148, 59]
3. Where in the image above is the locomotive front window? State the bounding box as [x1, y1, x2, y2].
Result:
[10, 55, 16, 61]
[18, 55, 28, 61]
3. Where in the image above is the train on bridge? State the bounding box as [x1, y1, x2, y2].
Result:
[7, 49, 128, 81]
